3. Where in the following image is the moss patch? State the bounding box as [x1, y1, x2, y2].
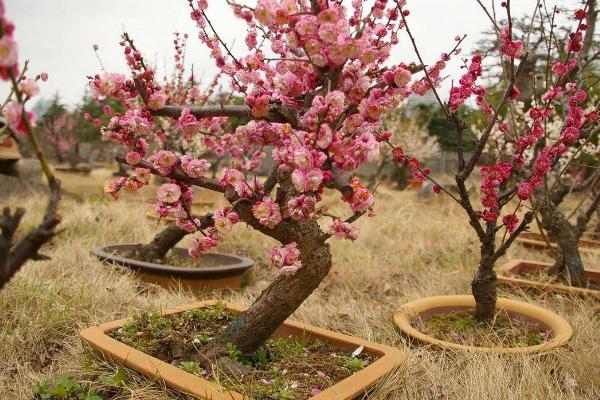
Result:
[414, 310, 551, 348]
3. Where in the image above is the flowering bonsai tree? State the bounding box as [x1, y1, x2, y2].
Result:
[0, 1, 62, 290]
[96, 0, 464, 361]
[398, 0, 598, 321]
[473, 1, 600, 288]
[37, 97, 78, 164]
[97, 32, 226, 263]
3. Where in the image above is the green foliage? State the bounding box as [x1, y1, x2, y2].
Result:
[227, 342, 242, 362]
[33, 377, 103, 400]
[180, 361, 205, 376]
[97, 368, 127, 388]
[342, 356, 367, 373]
[412, 103, 479, 152]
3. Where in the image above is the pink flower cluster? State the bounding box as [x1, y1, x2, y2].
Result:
[271, 242, 302, 276]
[343, 178, 374, 213]
[252, 197, 282, 229]
[499, 26, 524, 59]
[328, 219, 359, 241]
[286, 195, 317, 221]
[449, 54, 485, 112]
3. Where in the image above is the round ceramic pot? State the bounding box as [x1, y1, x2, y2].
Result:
[93, 244, 254, 291]
[394, 295, 573, 354]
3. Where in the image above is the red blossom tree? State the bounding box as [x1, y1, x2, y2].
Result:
[397, 0, 598, 319]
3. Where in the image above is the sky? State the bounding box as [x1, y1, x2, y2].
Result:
[2, 0, 538, 108]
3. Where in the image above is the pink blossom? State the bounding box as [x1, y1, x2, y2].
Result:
[18, 78, 39, 97]
[252, 197, 282, 228]
[189, 236, 218, 257]
[517, 182, 533, 200]
[286, 195, 317, 221]
[125, 151, 142, 165]
[177, 107, 201, 138]
[181, 155, 211, 178]
[156, 183, 182, 204]
[344, 178, 374, 213]
[271, 242, 302, 275]
[328, 219, 359, 240]
[147, 91, 167, 110]
[0, 35, 18, 67]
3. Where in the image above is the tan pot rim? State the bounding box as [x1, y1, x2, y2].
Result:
[393, 295, 573, 354]
[80, 300, 405, 399]
[497, 259, 600, 297]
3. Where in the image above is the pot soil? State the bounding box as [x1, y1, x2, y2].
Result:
[93, 244, 254, 290]
[518, 232, 600, 250]
[497, 259, 600, 297]
[79, 300, 404, 400]
[394, 295, 572, 353]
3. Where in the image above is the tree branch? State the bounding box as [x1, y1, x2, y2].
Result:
[1, 179, 62, 290]
[116, 154, 225, 193]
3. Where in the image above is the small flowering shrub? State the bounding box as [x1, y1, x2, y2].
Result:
[95, 0, 460, 357]
[0, 0, 61, 290]
[397, 1, 598, 318]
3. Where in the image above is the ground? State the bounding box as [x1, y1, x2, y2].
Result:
[1, 168, 599, 399]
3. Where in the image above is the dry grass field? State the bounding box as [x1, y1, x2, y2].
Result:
[1, 173, 599, 399]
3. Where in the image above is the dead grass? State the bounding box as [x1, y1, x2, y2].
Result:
[1, 183, 599, 399]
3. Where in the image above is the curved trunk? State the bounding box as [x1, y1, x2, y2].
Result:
[539, 197, 586, 287]
[130, 223, 189, 262]
[547, 246, 586, 287]
[201, 237, 332, 360]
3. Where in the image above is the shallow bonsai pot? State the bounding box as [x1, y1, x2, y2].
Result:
[93, 244, 253, 290]
[518, 232, 600, 250]
[393, 295, 573, 354]
[79, 300, 405, 400]
[497, 259, 600, 297]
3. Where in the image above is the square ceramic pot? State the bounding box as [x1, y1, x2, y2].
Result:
[497, 259, 600, 297]
[80, 300, 405, 399]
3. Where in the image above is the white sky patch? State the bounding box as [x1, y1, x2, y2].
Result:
[2, 0, 537, 107]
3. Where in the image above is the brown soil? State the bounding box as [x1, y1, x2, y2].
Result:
[414, 310, 551, 348]
[109, 304, 376, 399]
[110, 248, 224, 269]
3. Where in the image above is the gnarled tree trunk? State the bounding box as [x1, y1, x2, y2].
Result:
[539, 196, 587, 287]
[129, 214, 213, 263]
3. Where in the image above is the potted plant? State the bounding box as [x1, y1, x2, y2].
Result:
[0, 6, 62, 290]
[90, 33, 254, 291]
[76, 0, 448, 396]
[393, 1, 594, 352]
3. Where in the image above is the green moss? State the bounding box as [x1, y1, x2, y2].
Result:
[416, 310, 550, 348]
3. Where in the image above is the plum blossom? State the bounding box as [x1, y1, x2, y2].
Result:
[328, 219, 359, 240]
[343, 178, 374, 213]
[156, 183, 182, 204]
[18, 78, 39, 97]
[271, 242, 302, 275]
[189, 236, 218, 257]
[0, 34, 17, 68]
[252, 197, 282, 228]
[147, 91, 167, 110]
[177, 107, 201, 138]
[181, 155, 211, 178]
